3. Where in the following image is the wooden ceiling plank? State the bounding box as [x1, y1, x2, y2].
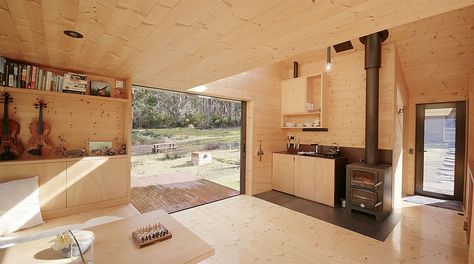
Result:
[0, 0, 473, 87]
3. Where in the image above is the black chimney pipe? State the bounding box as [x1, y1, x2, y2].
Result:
[359, 30, 389, 165]
[293, 61, 299, 78]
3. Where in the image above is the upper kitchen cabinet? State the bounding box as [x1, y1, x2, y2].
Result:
[281, 73, 327, 129]
[281, 77, 307, 114]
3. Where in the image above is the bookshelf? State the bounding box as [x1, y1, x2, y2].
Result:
[0, 86, 130, 103]
[0, 59, 132, 220]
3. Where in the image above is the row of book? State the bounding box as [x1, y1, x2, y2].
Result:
[0, 57, 66, 92]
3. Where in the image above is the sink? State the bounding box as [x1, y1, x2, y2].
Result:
[296, 151, 340, 159]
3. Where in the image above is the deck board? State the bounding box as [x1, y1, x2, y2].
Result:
[131, 172, 239, 214]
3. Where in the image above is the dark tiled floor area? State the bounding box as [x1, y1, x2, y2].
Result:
[254, 190, 400, 241]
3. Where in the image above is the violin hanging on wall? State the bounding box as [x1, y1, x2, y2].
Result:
[27, 100, 54, 156]
[0, 93, 24, 160]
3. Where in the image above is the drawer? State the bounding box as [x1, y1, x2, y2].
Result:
[350, 188, 379, 210]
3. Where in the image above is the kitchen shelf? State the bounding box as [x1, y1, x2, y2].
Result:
[302, 127, 329, 132]
[282, 111, 321, 116]
[282, 126, 321, 129]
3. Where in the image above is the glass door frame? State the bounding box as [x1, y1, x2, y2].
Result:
[415, 101, 465, 201]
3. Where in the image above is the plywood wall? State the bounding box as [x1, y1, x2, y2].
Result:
[283, 44, 396, 150]
[194, 63, 287, 195]
[469, 74, 474, 163]
[394, 48, 409, 205]
[404, 74, 469, 195]
[0, 90, 126, 159]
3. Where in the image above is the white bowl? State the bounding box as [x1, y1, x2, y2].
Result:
[285, 122, 296, 127]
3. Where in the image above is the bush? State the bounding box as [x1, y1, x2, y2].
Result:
[205, 143, 220, 150]
[161, 151, 186, 160]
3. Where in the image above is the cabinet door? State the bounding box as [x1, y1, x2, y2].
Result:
[314, 158, 335, 206]
[295, 156, 317, 201]
[281, 78, 307, 114]
[0, 162, 67, 211]
[272, 153, 295, 195]
[66, 157, 129, 207]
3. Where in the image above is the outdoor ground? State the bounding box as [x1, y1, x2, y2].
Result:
[423, 147, 454, 195]
[131, 128, 241, 190]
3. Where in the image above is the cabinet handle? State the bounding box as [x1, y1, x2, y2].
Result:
[374, 182, 383, 188]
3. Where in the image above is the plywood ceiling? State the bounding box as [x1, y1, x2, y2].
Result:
[0, 0, 472, 90]
[284, 5, 474, 98]
[389, 6, 474, 98]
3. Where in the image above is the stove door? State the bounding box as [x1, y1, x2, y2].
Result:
[351, 169, 381, 189]
[351, 188, 378, 210]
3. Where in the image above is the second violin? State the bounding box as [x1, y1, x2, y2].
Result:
[27, 100, 54, 156]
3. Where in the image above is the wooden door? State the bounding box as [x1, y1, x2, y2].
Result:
[272, 153, 295, 195]
[66, 157, 129, 207]
[281, 77, 307, 114]
[295, 156, 317, 201]
[314, 158, 335, 206]
[415, 102, 465, 200]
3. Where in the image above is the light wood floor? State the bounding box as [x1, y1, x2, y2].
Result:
[12, 204, 140, 236]
[172, 195, 468, 264]
[14, 196, 467, 263]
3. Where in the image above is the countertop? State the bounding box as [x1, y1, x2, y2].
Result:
[273, 151, 348, 160]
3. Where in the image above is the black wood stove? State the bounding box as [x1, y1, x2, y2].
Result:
[346, 30, 393, 221]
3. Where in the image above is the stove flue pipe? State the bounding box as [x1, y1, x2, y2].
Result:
[359, 30, 389, 165]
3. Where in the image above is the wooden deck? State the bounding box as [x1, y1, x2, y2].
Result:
[131, 172, 239, 214]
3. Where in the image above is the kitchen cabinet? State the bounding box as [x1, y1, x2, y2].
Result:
[295, 155, 317, 200]
[281, 73, 327, 128]
[0, 162, 67, 211]
[66, 157, 129, 207]
[295, 155, 335, 206]
[313, 158, 336, 206]
[272, 153, 295, 195]
[0, 155, 130, 220]
[281, 77, 307, 114]
[273, 153, 347, 207]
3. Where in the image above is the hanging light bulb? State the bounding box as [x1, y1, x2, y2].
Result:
[324, 47, 333, 72]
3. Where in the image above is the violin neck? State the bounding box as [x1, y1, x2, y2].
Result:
[38, 104, 44, 135]
[3, 95, 9, 136]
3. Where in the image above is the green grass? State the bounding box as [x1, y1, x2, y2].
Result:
[132, 127, 241, 146]
[132, 127, 241, 190]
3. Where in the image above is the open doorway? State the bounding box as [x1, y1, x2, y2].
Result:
[415, 102, 466, 201]
[130, 86, 244, 213]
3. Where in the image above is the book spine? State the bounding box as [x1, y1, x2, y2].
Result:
[52, 74, 57, 92]
[13, 64, 18, 87]
[41, 69, 45, 90]
[17, 64, 22, 88]
[31, 66, 37, 89]
[46, 71, 52, 91]
[26, 65, 31, 88]
[21, 66, 27, 88]
[0, 57, 4, 86]
[7, 62, 13, 87]
[42, 73, 46, 91]
[38, 69, 43, 90]
[59, 75, 63, 92]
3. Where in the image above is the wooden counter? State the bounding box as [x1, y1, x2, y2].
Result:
[272, 152, 348, 207]
[0, 210, 214, 264]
